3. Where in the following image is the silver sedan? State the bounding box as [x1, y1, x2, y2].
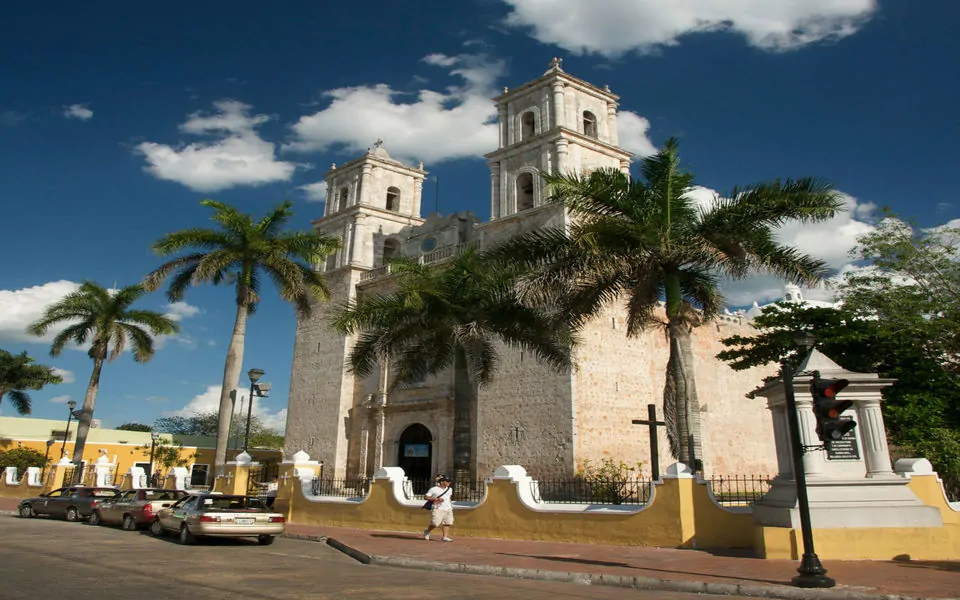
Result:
[149, 493, 285, 545]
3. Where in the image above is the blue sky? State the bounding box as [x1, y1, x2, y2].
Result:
[1, 0, 957, 430]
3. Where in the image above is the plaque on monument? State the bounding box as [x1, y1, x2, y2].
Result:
[825, 416, 860, 460]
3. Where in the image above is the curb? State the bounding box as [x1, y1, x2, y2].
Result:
[316, 536, 951, 600]
[0, 511, 17, 516]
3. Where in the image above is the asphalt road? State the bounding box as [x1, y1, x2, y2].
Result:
[0, 515, 751, 599]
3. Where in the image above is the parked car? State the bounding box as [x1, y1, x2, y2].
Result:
[89, 488, 187, 530]
[18, 486, 120, 522]
[150, 493, 285, 545]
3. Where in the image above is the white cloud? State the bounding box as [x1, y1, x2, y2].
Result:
[617, 111, 657, 158]
[164, 301, 201, 322]
[0, 280, 80, 344]
[136, 100, 298, 192]
[298, 181, 327, 203]
[49, 395, 72, 404]
[168, 384, 287, 434]
[63, 104, 93, 120]
[51, 368, 75, 384]
[501, 0, 876, 57]
[285, 54, 503, 164]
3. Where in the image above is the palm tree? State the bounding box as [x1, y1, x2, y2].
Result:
[330, 249, 574, 482]
[143, 200, 341, 471]
[27, 282, 179, 465]
[0, 349, 64, 415]
[489, 138, 844, 466]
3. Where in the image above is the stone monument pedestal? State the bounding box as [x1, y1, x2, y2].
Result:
[752, 349, 942, 531]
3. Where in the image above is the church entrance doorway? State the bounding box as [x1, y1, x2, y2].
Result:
[398, 423, 432, 494]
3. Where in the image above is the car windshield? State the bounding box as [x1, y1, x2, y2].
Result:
[200, 496, 266, 511]
[91, 489, 119, 497]
[143, 490, 182, 501]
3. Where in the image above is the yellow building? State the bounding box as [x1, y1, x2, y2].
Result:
[0, 416, 282, 486]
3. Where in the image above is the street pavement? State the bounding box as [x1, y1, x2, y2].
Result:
[0, 515, 749, 600]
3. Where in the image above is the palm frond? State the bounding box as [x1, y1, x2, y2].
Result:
[6, 390, 31, 415]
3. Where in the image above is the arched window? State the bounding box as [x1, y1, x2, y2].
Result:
[385, 187, 400, 212]
[521, 111, 536, 141]
[516, 172, 534, 211]
[583, 111, 598, 138]
[382, 239, 400, 264]
[337, 187, 349, 212]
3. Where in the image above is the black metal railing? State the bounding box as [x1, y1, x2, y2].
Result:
[62, 466, 77, 486]
[530, 477, 652, 505]
[401, 479, 487, 503]
[708, 474, 773, 506]
[310, 477, 371, 498]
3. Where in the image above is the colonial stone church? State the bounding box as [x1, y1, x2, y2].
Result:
[284, 61, 781, 482]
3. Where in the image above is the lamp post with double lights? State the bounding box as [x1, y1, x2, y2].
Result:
[243, 368, 270, 452]
[60, 400, 78, 459]
[148, 432, 160, 486]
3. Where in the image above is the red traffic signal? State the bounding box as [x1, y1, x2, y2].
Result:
[810, 377, 855, 444]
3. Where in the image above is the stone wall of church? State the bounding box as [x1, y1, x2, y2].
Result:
[562, 86, 614, 142]
[284, 269, 363, 478]
[571, 304, 779, 478]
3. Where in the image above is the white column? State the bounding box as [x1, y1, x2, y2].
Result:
[359, 164, 372, 206]
[857, 399, 895, 477]
[552, 82, 565, 129]
[358, 425, 370, 478]
[770, 405, 794, 479]
[351, 176, 360, 206]
[413, 177, 423, 217]
[607, 102, 619, 146]
[373, 361, 389, 469]
[498, 105, 508, 148]
[555, 138, 569, 174]
[490, 163, 501, 219]
[795, 393, 826, 477]
[620, 159, 631, 175]
[324, 181, 334, 216]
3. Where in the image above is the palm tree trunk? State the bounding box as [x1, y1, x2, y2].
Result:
[215, 298, 249, 471]
[452, 346, 474, 483]
[71, 357, 104, 475]
[663, 321, 703, 468]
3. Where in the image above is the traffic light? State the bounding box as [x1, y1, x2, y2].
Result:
[810, 377, 855, 446]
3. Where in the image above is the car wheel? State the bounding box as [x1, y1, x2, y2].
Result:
[18, 504, 34, 518]
[149, 519, 165, 537]
[65, 507, 79, 522]
[89, 511, 101, 526]
[257, 535, 275, 546]
[178, 524, 194, 545]
[122, 514, 137, 531]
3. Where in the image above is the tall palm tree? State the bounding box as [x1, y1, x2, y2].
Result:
[330, 249, 574, 482]
[27, 282, 179, 465]
[144, 199, 341, 471]
[489, 138, 844, 466]
[0, 349, 64, 415]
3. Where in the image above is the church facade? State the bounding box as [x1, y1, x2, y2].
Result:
[284, 61, 781, 482]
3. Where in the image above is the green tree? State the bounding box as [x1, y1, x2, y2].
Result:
[331, 250, 573, 481]
[717, 301, 960, 499]
[0, 447, 48, 477]
[489, 138, 843, 465]
[27, 282, 179, 466]
[136, 438, 196, 481]
[115, 422, 152, 432]
[153, 410, 283, 449]
[0, 349, 63, 415]
[144, 200, 340, 471]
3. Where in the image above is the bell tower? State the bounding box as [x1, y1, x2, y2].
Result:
[484, 58, 633, 220]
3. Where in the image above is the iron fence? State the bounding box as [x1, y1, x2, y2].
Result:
[62, 466, 77, 486]
[708, 474, 773, 506]
[310, 477, 371, 498]
[401, 479, 487, 503]
[529, 477, 653, 505]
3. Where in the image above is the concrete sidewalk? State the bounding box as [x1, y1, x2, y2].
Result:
[284, 523, 960, 600]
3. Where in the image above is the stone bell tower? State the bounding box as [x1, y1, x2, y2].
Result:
[484, 57, 633, 221]
[284, 141, 427, 477]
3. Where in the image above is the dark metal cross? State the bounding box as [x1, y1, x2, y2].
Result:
[632, 403, 666, 480]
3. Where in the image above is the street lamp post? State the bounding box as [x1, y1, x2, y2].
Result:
[148, 432, 160, 486]
[42, 439, 55, 479]
[783, 332, 835, 589]
[244, 368, 265, 452]
[60, 400, 77, 459]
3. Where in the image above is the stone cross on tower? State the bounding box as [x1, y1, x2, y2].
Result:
[548, 56, 563, 71]
[374, 138, 384, 148]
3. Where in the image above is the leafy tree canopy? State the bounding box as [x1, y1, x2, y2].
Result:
[0, 447, 48, 475]
[0, 349, 63, 415]
[153, 411, 283, 449]
[116, 422, 152, 432]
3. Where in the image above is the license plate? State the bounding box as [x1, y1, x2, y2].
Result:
[236, 518, 255, 525]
